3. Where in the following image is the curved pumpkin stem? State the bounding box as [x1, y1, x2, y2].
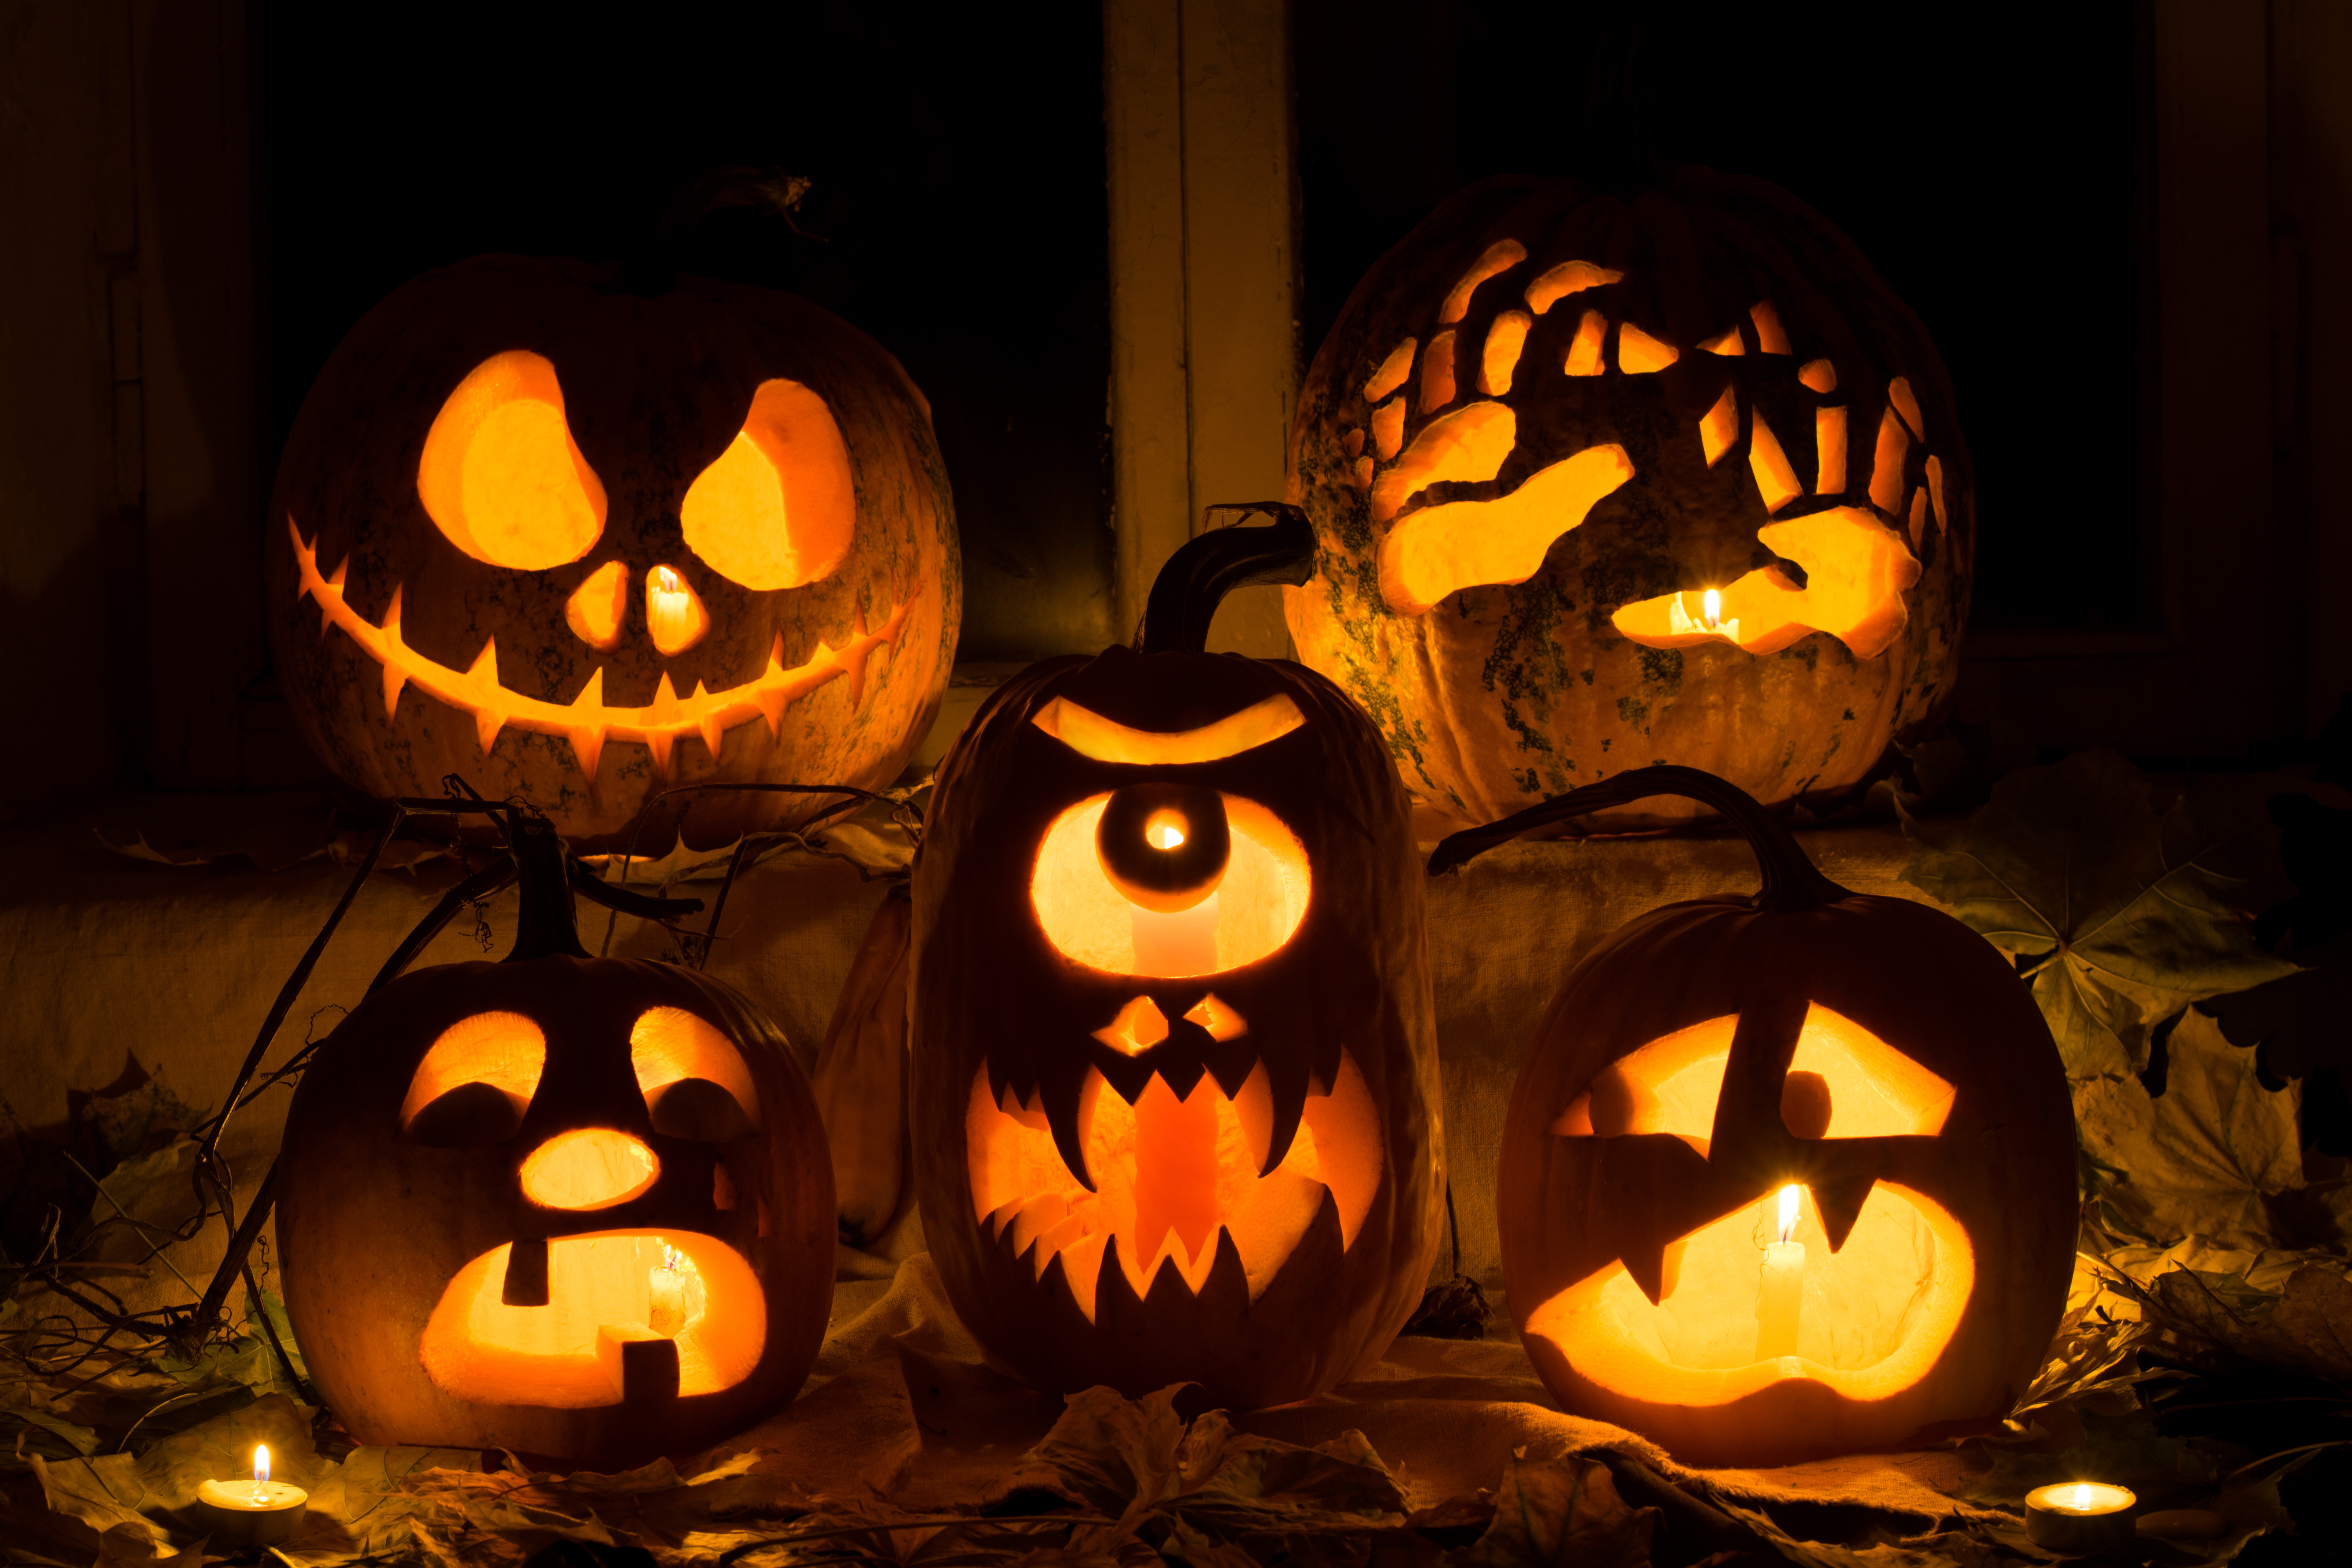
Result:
[506, 812, 590, 962]
[1426, 765, 1849, 913]
[1137, 503, 1317, 655]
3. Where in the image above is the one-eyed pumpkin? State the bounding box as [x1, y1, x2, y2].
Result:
[276, 816, 835, 1467]
[1432, 768, 2072, 1467]
[265, 254, 960, 851]
[909, 514, 1445, 1410]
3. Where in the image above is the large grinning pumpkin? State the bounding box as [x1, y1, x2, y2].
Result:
[265, 253, 960, 851]
[1433, 767, 2073, 1467]
[909, 513, 1445, 1410]
[1288, 171, 1970, 830]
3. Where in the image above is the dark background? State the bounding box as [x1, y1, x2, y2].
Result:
[256, 2, 2141, 661]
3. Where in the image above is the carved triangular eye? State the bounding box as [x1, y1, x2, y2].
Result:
[631, 1007, 762, 1139]
[1551, 1016, 1731, 1157]
[418, 351, 607, 570]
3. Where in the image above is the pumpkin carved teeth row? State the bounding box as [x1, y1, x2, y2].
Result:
[965, 1054, 1382, 1322]
[290, 519, 908, 779]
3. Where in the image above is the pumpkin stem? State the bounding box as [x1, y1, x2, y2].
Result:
[1426, 765, 1849, 912]
[1138, 503, 1318, 655]
[505, 812, 590, 962]
[616, 165, 820, 295]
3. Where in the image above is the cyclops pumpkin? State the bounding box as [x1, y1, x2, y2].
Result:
[1434, 768, 2072, 1467]
[278, 818, 835, 1467]
[265, 254, 960, 850]
[910, 515, 1445, 1410]
[1289, 172, 1971, 829]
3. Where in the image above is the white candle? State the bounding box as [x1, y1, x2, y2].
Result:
[195, 1444, 307, 1547]
[1754, 1184, 1804, 1361]
[2025, 1481, 2136, 1552]
[649, 1241, 703, 1336]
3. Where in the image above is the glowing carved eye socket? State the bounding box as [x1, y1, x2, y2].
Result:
[631, 1007, 762, 1141]
[565, 560, 629, 650]
[400, 1011, 546, 1145]
[1033, 792, 1309, 978]
[1031, 693, 1305, 764]
[520, 1129, 660, 1210]
[680, 378, 855, 591]
[418, 350, 608, 571]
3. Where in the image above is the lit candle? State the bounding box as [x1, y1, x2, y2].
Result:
[2025, 1481, 2136, 1553]
[1754, 1183, 1804, 1361]
[645, 564, 708, 653]
[649, 1241, 701, 1336]
[1666, 588, 1741, 643]
[195, 1443, 308, 1547]
[1703, 588, 1722, 630]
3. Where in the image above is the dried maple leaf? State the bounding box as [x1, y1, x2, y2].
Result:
[1451, 1453, 1653, 1568]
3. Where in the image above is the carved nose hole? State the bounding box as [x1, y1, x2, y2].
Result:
[565, 561, 629, 650]
[646, 563, 710, 655]
[519, 1128, 660, 1210]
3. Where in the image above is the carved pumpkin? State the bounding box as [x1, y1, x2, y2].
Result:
[1433, 767, 2071, 1467]
[277, 817, 835, 1467]
[909, 514, 1445, 1410]
[1288, 172, 1970, 829]
[265, 254, 960, 851]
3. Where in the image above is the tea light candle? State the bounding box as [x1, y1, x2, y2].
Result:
[2025, 1481, 2135, 1553]
[195, 1443, 308, 1547]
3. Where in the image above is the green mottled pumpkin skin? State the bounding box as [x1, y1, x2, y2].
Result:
[265, 255, 960, 851]
[1285, 172, 1971, 829]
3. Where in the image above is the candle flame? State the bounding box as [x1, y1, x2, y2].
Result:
[1146, 809, 1187, 851]
[2064, 1483, 2092, 1510]
[653, 566, 681, 595]
[1776, 1183, 1800, 1243]
[253, 1443, 270, 1501]
[660, 1241, 684, 1274]
[1703, 588, 1722, 630]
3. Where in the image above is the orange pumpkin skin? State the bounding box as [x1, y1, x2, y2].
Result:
[909, 641, 1445, 1411]
[277, 829, 834, 1467]
[1455, 772, 2071, 1468]
[264, 254, 959, 851]
[1287, 172, 1971, 831]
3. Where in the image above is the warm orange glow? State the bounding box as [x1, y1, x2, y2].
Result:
[1776, 1184, 1800, 1243]
[1369, 396, 1406, 462]
[252, 1445, 269, 1498]
[1869, 408, 1910, 517]
[1746, 412, 1803, 513]
[1441, 239, 1528, 323]
[1889, 377, 1923, 439]
[1419, 329, 1457, 411]
[1563, 310, 1607, 377]
[520, 1129, 661, 1210]
[401, 1011, 546, 1133]
[1925, 454, 1946, 533]
[1524, 259, 1623, 315]
[1145, 811, 1187, 850]
[1369, 401, 1515, 523]
[1352, 455, 1374, 490]
[1479, 309, 1533, 395]
[1618, 323, 1679, 374]
[1030, 693, 1305, 764]
[644, 564, 710, 656]
[1814, 407, 1847, 494]
[1699, 387, 1739, 467]
[1525, 1181, 1974, 1403]
[418, 351, 608, 572]
[294, 521, 907, 779]
[966, 1049, 1382, 1318]
[630, 1007, 762, 1130]
[1342, 428, 1364, 459]
[1611, 506, 1920, 659]
[1093, 995, 1171, 1056]
[1750, 301, 1791, 356]
[1698, 326, 1745, 356]
[564, 561, 629, 650]
[1184, 993, 1247, 1042]
[419, 1231, 762, 1407]
[1364, 338, 1417, 402]
[1907, 489, 1927, 547]
[679, 378, 855, 591]
[1703, 589, 1722, 629]
[1031, 794, 1309, 978]
[1378, 445, 1635, 615]
[1799, 359, 1838, 394]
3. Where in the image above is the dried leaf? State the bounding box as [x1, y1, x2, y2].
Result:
[2146, 1258, 2352, 1382]
[1900, 751, 2296, 1080]
[1452, 1454, 1653, 1568]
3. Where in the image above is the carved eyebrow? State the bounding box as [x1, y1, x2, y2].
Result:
[1031, 693, 1305, 764]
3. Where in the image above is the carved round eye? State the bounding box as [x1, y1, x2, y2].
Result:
[400, 1011, 545, 1146]
[417, 351, 607, 570]
[680, 379, 855, 590]
[631, 1007, 761, 1140]
[1096, 783, 1230, 913]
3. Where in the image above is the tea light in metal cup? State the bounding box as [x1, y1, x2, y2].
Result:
[195, 1443, 308, 1548]
[2025, 1481, 2135, 1553]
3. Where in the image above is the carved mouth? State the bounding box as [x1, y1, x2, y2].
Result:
[418, 1230, 764, 1408]
[291, 519, 908, 779]
[966, 1045, 1381, 1322]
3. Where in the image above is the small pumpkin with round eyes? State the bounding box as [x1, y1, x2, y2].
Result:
[1433, 767, 2073, 1467]
[276, 817, 834, 1467]
[264, 251, 960, 851]
[909, 512, 1445, 1411]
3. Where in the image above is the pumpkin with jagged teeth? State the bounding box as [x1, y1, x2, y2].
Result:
[264, 253, 959, 850]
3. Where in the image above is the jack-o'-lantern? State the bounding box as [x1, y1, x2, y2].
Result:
[1433, 766, 2071, 1467]
[265, 253, 960, 851]
[1288, 171, 1970, 830]
[909, 512, 1445, 1410]
[277, 814, 835, 1466]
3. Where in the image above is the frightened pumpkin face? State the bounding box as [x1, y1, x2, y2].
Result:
[276, 955, 836, 1466]
[1287, 173, 1972, 829]
[266, 256, 959, 850]
[911, 650, 1444, 1410]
